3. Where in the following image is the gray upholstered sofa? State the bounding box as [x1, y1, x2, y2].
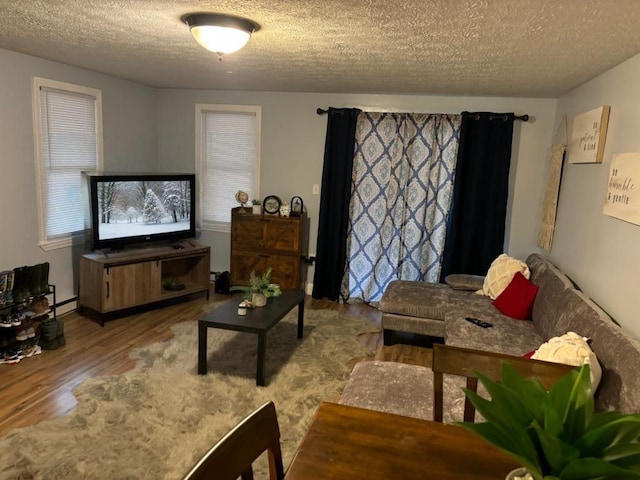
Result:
[340, 253, 640, 418]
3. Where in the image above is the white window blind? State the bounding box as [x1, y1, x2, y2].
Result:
[197, 105, 261, 230]
[34, 78, 102, 249]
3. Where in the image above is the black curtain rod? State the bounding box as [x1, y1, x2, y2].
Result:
[463, 112, 529, 122]
[316, 108, 529, 122]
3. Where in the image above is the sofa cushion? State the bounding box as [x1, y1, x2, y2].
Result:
[446, 313, 543, 356]
[339, 361, 469, 423]
[531, 331, 602, 392]
[380, 280, 490, 320]
[481, 254, 531, 299]
[588, 321, 640, 413]
[340, 361, 433, 420]
[492, 272, 539, 320]
[382, 313, 447, 338]
[444, 274, 485, 291]
[526, 253, 581, 339]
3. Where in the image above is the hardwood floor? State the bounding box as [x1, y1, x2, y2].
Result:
[0, 290, 431, 437]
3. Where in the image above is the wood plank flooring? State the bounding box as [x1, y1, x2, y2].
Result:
[0, 290, 431, 437]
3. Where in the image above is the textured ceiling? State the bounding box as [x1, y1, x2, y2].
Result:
[1, 0, 640, 97]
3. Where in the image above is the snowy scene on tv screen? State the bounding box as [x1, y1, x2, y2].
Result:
[96, 180, 191, 240]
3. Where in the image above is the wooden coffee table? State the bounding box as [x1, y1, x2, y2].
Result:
[197, 289, 305, 386]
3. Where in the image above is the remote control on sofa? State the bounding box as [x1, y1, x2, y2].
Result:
[464, 317, 493, 328]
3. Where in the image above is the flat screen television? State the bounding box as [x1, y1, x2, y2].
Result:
[86, 172, 196, 251]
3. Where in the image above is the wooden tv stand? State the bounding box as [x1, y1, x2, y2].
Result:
[78, 240, 210, 324]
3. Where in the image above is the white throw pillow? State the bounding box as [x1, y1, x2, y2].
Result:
[478, 254, 531, 300]
[532, 331, 602, 393]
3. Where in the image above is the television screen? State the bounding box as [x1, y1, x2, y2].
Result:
[87, 173, 196, 250]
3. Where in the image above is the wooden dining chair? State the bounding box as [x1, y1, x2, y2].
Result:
[183, 401, 285, 480]
[432, 344, 575, 423]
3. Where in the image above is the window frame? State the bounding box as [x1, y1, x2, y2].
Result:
[32, 77, 104, 251]
[195, 104, 262, 233]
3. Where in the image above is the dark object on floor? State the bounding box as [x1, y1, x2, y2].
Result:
[214, 271, 230, 295]
[40, 317, 65, 350]
[382, 329, 444, 348]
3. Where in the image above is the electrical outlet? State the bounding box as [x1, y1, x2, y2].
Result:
[312, 184, 320, 195]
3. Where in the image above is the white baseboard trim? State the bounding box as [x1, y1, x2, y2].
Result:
[56, 300, 77, 316]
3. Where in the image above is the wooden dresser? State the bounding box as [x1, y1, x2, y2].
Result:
[230, 207, 308, 290]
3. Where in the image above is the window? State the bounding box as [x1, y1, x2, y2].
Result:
[33, 77, 103, 250]
[195, 104, 261, 232]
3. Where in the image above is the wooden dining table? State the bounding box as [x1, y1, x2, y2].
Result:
[284, 402, 519, 479]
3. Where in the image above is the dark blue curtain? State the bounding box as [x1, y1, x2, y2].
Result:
[440, 112, 515, 278]
[312, 108, 361, 301]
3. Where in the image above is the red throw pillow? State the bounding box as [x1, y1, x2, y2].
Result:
[492, 271, 539, 320]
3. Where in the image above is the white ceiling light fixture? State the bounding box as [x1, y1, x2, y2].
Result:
[183, 13, 260, 59]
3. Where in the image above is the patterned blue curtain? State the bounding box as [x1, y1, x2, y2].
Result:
[341, 112, 461, 303]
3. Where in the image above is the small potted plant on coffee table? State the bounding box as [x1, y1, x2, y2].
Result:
[457, 363, 640, 480]
[231, 268, 281, 307]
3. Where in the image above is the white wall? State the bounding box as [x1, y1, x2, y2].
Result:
[550, 52, 640, 338]
[0, 49, 157, 305]
[157, 90, 557, 278]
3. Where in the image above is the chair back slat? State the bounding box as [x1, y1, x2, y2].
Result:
[463, 377, 478, 423]
[184, 401, 285, 480]
[433, 371, 444, 422]
[432, 344, 575, 423]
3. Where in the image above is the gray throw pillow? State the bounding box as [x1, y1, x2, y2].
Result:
[444, 274, 485, 291]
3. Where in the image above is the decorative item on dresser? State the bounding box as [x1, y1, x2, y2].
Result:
[251, 199, 262, 215]
[230, 207, 309, 290]
[290, 196, 304, 216]
[235, 190, 249, 212]
[262, 195, 282, 215]
[279, 201, 290, 217]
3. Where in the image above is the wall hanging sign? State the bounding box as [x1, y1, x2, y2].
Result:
[568, 106, 610, 164]
[603, 152, 640, 225]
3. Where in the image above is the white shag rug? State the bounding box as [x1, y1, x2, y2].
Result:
[0, 306, 376, 480]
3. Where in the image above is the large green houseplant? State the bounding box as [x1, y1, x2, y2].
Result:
[457, 363, 640, 480]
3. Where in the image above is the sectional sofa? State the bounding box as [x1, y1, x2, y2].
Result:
[340, 254, 640, 419]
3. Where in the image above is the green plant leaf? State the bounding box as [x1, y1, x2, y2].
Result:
[457, 421, 544, 478]
[462, 385, 527, 434]
[530, 420, 580, 473]
[474, 367, 537, 428]
[540, 396, 564, 437]
[460, 385, 543, 474]
[559, 457, 640, 479]
[502, 367, 551, 423]
[576, 415, 640, 457]
[602, 443, 640, 468]
[588, 410, 625, 429]
[230, 285, 251, 292]
[548, 365, 593, 440]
